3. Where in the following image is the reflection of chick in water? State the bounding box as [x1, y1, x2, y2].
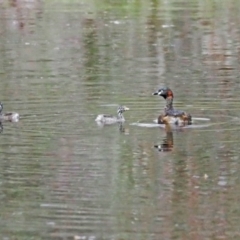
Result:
[0, 122, 3, 133]
[154, 124, 174, 152]
[118, 123, 125, 133]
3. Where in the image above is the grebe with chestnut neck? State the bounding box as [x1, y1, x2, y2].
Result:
[152, 87, 192, 126]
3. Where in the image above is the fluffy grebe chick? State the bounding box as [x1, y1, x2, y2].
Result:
[152, 87, 191, 125]
[95, 106, 130, 124]
[0, 103, 20, 122]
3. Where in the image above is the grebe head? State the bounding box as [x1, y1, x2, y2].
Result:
[152, 87, 173, 99]
[117, 106, 130, 114]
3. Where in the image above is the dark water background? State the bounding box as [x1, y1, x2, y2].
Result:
[1, 0, 240, 239]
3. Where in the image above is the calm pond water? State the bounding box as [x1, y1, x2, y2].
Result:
[1, 0, 240, 239]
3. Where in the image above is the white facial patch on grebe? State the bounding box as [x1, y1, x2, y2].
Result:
[158, 89, 163, 95]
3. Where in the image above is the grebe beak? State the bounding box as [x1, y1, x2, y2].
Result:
[124, 107, 130, 111]
[153, 89, 164, 96]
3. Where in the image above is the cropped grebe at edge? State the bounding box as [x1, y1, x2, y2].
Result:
[0, 102, 20, 122]
[152, 87, 192, 126]
[95, 106, 130, 125]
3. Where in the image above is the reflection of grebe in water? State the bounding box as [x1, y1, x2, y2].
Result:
[118, 123, 126, 133]
[96, 120, 127, 132]
[0, 122, 3, 133]
[154, 124, 174, 152]
[152, 87, 192, 126]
